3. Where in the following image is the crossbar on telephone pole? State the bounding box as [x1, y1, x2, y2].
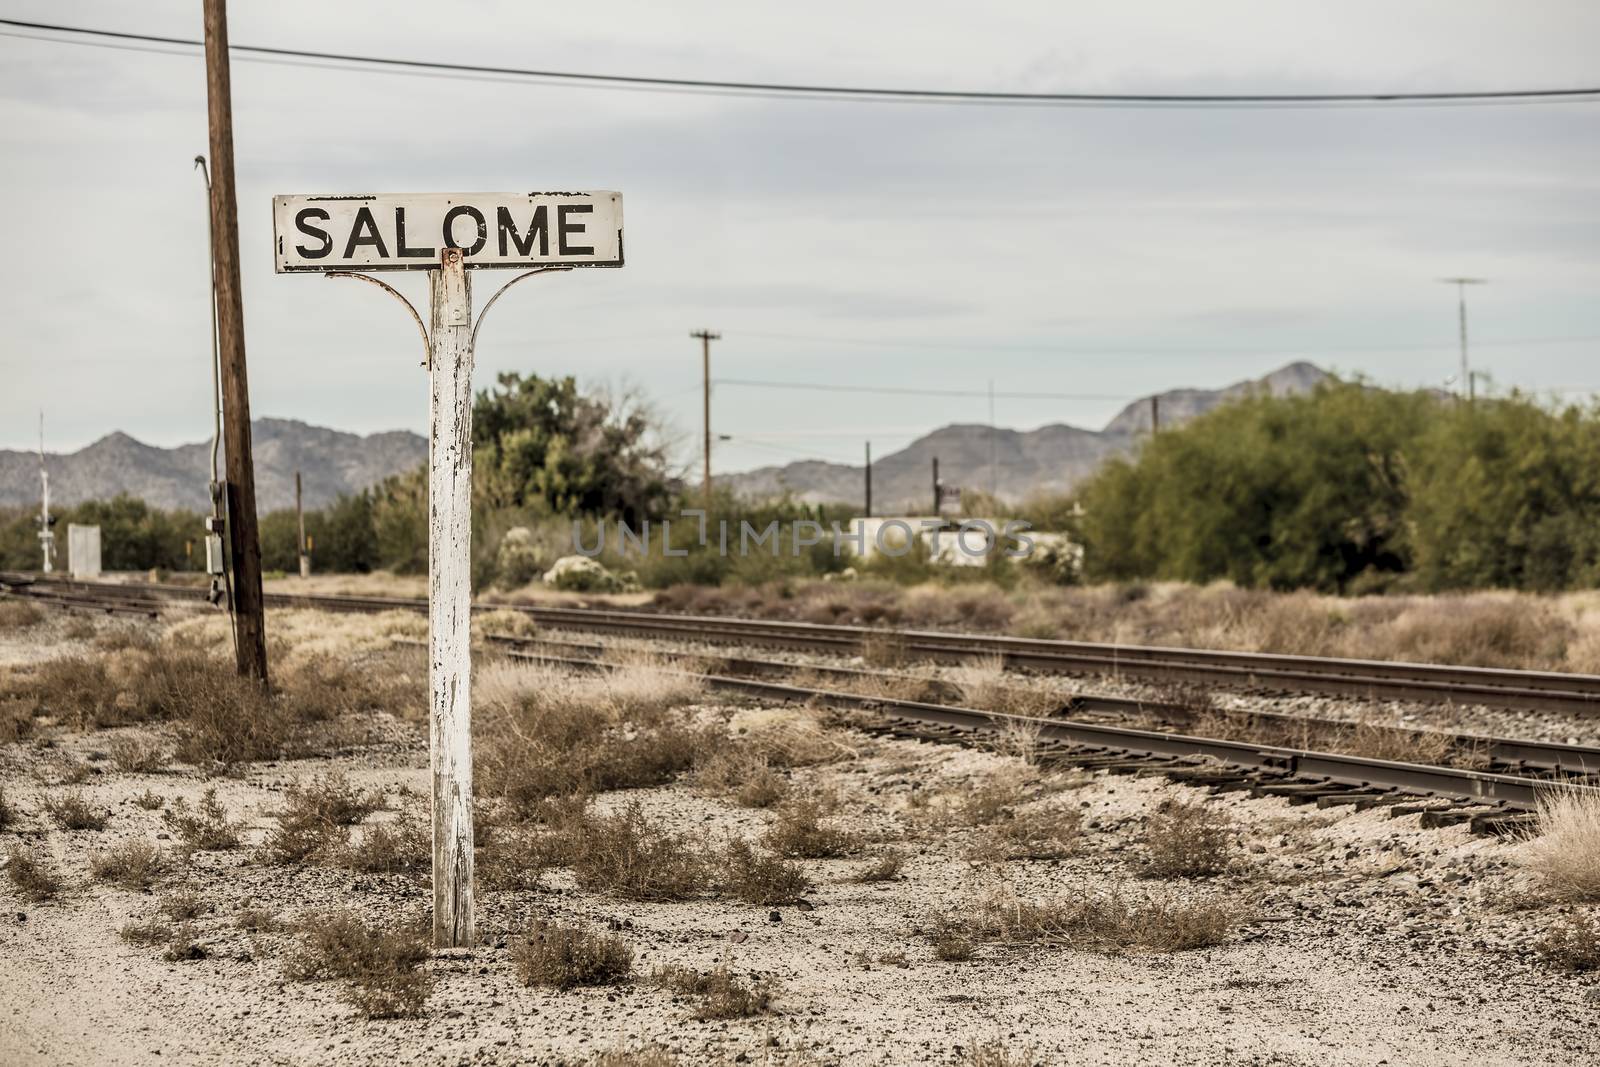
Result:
[202, 0, 268, 682]
[692, 330, 720, 508]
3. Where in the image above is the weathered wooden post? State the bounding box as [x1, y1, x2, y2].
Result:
[426, 246, 476, 947]
[272, 192, 624, 948]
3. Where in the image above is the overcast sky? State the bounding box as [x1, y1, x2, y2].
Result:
[2, 1, 1597, 474]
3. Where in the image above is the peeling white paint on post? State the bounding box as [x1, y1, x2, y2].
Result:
[428, 247, 476, 948]
[274, 191, 622, 952]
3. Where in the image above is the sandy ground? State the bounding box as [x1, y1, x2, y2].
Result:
[2, 611, 1597, 1067]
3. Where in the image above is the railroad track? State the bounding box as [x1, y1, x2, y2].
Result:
[5, 571, 1598, 714]
[475, 640, 1581, 831]
[6, 572, 1598, 824]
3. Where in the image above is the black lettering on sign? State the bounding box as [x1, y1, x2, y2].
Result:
[558, 204, 595, 255]
[442, 206, 488, 255]
[498, 206, 548, 257]
[294, 208, 333, 259]
[395, 207, 435, 258]
[343, 206, 389, 259]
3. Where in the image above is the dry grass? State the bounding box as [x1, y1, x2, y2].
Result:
[968, 806, 1083, 863]
[1522, 786, 1600, 902]
[4, 845, 64, 902]
[1188, 706, 1460, 767]
[88, 839, 167, 891]
[42, 790, 109, 831]
[763, 795, 860, 859]
[107, 735, 170, 774]
[853, 850, 905, 883]
[658, 579, 1600, 673]
[1141, 798, 1236, 878]
[162, 788, 242, 854]
[589, 1048, 678, 1067]
[0, 599, 44, 629]
[475, 661, 716, 811]
[512, 921, 634, 989]
[260, 773, 382, 865]
[132, 788, 164, 810]
[284, 910, 432, 1018]
[965, 1038, 1042, 1067]
[477, 826, 560, 891]
[563, 801, 711, 902]
[338, 815, 430, 874]
[654, 964, 778, 1020]
[0, 786, 14, 831]
[859, 631, 910, 668]
[719, 838, 811, 905]
[1536, 912, 1600, 971]
[473, 608, 538, 640]
[933, 883, 1234, 954]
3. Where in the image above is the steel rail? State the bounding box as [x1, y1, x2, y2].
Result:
[479, 643, 1588, 812]
[481, 633, 1600, 777]
[5, 572, 1599, 713]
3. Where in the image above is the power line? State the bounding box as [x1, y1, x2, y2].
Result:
[4, 19, 1599, 109]
[735, 330, 1600, 356]
[715, 378, 1137, 400]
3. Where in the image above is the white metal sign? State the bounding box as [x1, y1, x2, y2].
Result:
[272, 191, 623, 272]
[937, 484, 963, 514]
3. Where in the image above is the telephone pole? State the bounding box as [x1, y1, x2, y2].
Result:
[203, 0, 268, 683]
[931, 456, 939, 515]
[691, 329, 720, 508]
[295, 471, 310, 578]
[864, 441, 872, 518]
[37, 413, 54, 574]
[1150, 395, 1160, 433]
[1440, 277, 1487, 400]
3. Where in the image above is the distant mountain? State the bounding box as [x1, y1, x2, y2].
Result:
[721, 361, 1330, 510]
[0, 419, 426, 513]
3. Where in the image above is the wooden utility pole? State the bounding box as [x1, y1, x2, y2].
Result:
[691, 329, 720, 507]
[295, 471, 309, 578]
[1150, 395, 1160, 434]
[428, 247, 477, 950]
[931, 456, 939, 515]
[864, 441, 872, 518]
[202, 0, 268, 683]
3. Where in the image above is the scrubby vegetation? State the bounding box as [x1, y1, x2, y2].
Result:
[512, 921, 634, 989]
[653, 964, 778, 1020]
[88, 839, 167, 891]
[1141, 798, 1236, 878]
[284, 910, 432, 1018]
[930, 884, 1234, 955]
[5, 844, 64, 901]
[1523, 787, 1600, 902]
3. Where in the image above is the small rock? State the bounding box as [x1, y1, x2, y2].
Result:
[768, 911, 782, 923]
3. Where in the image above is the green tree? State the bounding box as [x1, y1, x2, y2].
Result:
[473, 373, 671, 524]
[1079, 380, 1427, 591]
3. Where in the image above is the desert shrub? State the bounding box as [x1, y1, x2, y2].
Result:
[339, 816, 430, 874]
[934, 884, 1233, 954]
[763, 796, 859, 859]
[475, 662, 715, 810]
[42, 791, 109, 831]
[89, 839, 167, 891]
[163, 788, 242, 854]
[965, 1037, 1043, 1067]
[0, 600, 42, 629]
[0, 786, 13, 830]
[108, 735, 170, 774]
[132, 789, 164, 810]
[691, 748, 789, 809]
[969, 806, 1083, 863]
[512, 921, 634, 989]
[236, 908, 283, 933]
[563, 802, 710, 902]
[1536, 912, 1600, 972]
[654, 964, 778, 1020]
[161, 923, 210, 961]
[0, 697, 35, 742]
[120, 918, 175, 944]
[1141, 798, 1235, 878]
[931, 926, 976, 961]
[159, 889, 210, 921]
[719, 838, 810, 905]
[260, 774, 382, 864]
[854, 851, 905, 883]
[477, 827, 560, 891]
[284, 910, 432, 1018]
[1522, 787, 1600, 901]
[4, 845, 63, 901]
[589, 1048, 678, 1067]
